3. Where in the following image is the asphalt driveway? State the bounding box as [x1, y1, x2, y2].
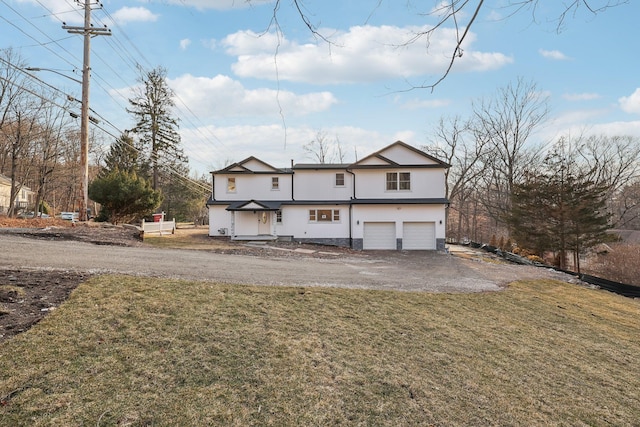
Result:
[0, 233, 571, 292]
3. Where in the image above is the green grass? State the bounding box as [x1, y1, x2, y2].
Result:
[1, 277, 639, 426]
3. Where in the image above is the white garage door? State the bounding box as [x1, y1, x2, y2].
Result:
[402, 222, 436, 250]
[363, 222, 396, 250]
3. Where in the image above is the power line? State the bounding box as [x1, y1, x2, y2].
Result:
[1, 1, 225, 187]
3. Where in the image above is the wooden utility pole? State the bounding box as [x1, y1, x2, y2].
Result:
[63, 1, 110, 221]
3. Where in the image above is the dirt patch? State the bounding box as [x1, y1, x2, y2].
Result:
[0, 269, 89, 343]
[0, 219, 140, 342]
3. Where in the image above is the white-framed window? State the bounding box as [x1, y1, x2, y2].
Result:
[309, 209, 340, 222]
[276, 210, 282, 223]
[386, 172, 410, 191]
[272, 177, 279, 190]
[335, 173, 345, 187]
[227, 177, 236, 193]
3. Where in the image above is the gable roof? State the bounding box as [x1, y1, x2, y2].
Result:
[214, 156, 292, 174]
[225, 200, 283, 211]
[349, 140, 450, 169]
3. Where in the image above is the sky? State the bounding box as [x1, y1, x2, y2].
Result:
[1, 0, 639, 176]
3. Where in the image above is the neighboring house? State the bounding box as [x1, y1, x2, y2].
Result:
[0, 174, 35, 214]
[207, 141, 450, 250]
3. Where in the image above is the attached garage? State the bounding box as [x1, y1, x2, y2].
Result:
[402, 222, 436, 250]
[363, 222, 396, 250]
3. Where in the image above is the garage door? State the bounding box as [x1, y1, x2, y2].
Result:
[402, 222, 436, 250]
[363, 222, 396, 250]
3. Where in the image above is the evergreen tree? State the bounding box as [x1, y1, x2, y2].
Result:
[88, 169, 162, 225]
[508, 140, 612, 272]
[127, 66, 185, 191]
[100, 132, 140, 177]
[508, 171, 553, 257]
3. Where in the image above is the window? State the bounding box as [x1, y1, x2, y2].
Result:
[309, 209, 340, 222]
[227, 177, 236, 193]
[386, 173, 397, 191]
[276, 210, 282, 223]
[317, 209, 332, 221]
[399, 172, 411, 190]
[272, 177, 279, 190]
[335, 173, 345, 186]
[386, 172, 410, 191]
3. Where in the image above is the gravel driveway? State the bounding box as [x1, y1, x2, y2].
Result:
[0, 233, 573, 293]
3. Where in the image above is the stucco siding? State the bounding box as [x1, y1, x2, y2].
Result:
[351, 204, 446, 241]
[279, 205, 350, 240]
[208, 205, 232, 236]
[354, 169, 446, 199]
[214, 174, 292, 201]
[294, 169, 352, 201]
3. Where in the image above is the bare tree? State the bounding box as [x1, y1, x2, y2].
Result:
[0, 48, 27, 176]
[471, 78, 549, 226]
[424, 116, 490, 241]
[303, 130, 346, 164]
[30, 92, 73, 217]
[2, 99, 45, 216]
[612, 180, 640, 229]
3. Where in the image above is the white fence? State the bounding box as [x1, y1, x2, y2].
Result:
[141, 218, 176, 236]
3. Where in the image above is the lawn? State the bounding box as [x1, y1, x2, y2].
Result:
[1, 276, 639, 426]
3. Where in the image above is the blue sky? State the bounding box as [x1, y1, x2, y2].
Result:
[2, 0, 639, 175]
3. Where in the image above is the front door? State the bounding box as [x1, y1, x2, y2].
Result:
[258, 211, 271, 235]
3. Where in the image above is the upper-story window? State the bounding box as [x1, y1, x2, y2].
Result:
[227, 177, 236, 193]
[386, 172, 411, 191]
[272, 177, 279, 190]
[335, 173, 345, 187]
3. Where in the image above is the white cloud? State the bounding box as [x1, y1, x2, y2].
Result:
[222, 25, 512, 84]
[162, 0, 270, 10]
[396, 97, 452, 110]
[539, 49, 570, 60]
[180, 39, 192, 50]
[168, 74, 338, 120]
[112, 7, 159, 24]
[17, 0, 83, 24]
[619, 88, 640, 114]
[541, 107, 640, 145]
[181, 124, 418, 174]
[16, 0, 158, 24]
[563, 93, 601, 101]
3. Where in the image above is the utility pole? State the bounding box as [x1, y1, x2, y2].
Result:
[63, 1, 110, 221]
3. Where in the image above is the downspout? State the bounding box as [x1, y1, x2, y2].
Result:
[291, 159, 295, 201]
[211, 173, 215, 201]
[346, 168, 356, 247]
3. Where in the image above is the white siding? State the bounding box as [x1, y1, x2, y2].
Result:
[278, 205, 350, 239]
[293, 169, 352, 201]
[352, 205, 445, 242]
[354, 169, 445, 200]
[208, 206, 232, 236]
[214, 174, 292, 201]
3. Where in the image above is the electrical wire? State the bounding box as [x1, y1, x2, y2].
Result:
[0, 0, 233, 191]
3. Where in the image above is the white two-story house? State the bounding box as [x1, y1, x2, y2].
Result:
[207, 141, 450, 250]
